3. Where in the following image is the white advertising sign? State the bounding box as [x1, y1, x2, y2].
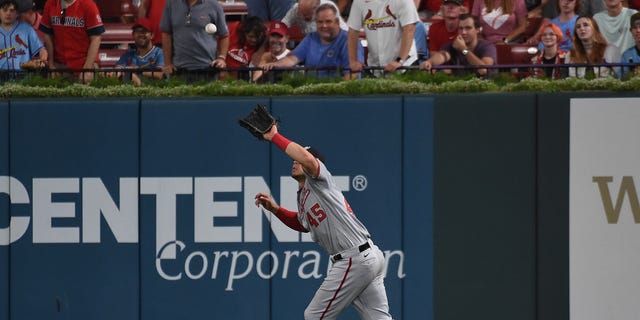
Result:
[570, 98, 640, 320]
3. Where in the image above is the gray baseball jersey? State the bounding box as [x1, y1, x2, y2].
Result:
[296, 159, 392, 319]
[296, 160, 370, 255]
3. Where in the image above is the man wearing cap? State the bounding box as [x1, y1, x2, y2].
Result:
[252, 21, 291, 82]
[15, 0, 45, 42]
[262, 3, 364, 80]
[114, 18, 164, 86]
[428, 0, 464, 52]
[281, 0, 348, 35]
[0, 0, 46, 71]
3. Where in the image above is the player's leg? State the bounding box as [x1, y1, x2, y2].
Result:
[304, 258, 366, 320]
[352, 247, 393, 320]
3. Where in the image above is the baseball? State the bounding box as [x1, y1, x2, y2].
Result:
[205, 23, 217, 34]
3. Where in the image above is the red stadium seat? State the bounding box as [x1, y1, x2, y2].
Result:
[101, 23, 135, 48]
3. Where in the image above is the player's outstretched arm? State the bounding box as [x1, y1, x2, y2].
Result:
[263, 126, 319, 176]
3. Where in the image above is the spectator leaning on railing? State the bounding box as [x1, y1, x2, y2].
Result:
[252, 21, 291, 82]
[39, 0, 105, 82]
[159, 0, 229, 79]
[565, 15, 621, 78]
[0, 0, 46, 71]
[113, 18, 164, 86]
[261, 3, 364, 80]
[224, 16, 266, 81]
[621, 12, 640, 77]
[419, 14, 497, 77]
[347, 0, 419, 74]
[529, 22, 568, 79]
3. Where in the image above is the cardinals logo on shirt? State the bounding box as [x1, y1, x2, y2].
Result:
[15, 35, 29, 49]
[363, 6, 397, 31]
[228, 48, 250, 65]
[0, 35, 28, 59]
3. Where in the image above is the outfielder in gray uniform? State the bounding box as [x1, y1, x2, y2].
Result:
[254, 125, 392, 320]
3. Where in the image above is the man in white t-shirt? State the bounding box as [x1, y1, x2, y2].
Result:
[594, 0, 637, 52]
[346, 0, 419, 74]
[282, 0, 348, 35]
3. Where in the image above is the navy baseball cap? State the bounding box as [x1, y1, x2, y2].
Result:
[305, 146, 326, 164]
[15, 0, 34, 13]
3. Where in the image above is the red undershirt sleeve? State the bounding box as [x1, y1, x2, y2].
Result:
[275, 207, 308, 233]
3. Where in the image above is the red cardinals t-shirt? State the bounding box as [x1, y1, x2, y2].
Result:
[225, 21, 259, 68]
[39, 0, 105, 69]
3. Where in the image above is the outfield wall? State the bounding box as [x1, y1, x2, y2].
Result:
[1, 93, 640, 320]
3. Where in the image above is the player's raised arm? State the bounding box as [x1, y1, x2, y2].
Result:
[238, 104, 319, 176]
[263, 125, 319, 176]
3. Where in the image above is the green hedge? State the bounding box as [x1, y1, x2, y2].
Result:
[2, 74, 640, 98]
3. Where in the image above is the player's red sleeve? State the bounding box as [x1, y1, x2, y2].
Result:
[275, 207, 308, 232]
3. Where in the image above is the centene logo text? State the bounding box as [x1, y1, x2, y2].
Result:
[0, 175, 352, 253]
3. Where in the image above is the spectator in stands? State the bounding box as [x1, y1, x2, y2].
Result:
[0, 0, 45, 70]
[245, 0, 295, 21]
[114, 18, 164, 85]
[39, 0, 104, 82]
[137, 0, 166, 46]
[224, 16, 266, 80]
[565, 15, 620, 78]
[16, 0, 44, 42]
[526, 0, 549, 17]
[261, 3, 364, 79]
[159, 0, 229, 79]
[347, 0, 419, 74]
[417, 0, 470, 20]
[428, 0, 464, 52]
[529, 22, 568, 78]
[594, 0, 637, 52]
[419, 13, 497, 76]
[472, 0, 529, 44]
[281, 0, 348, 35]
[252, 21, 290, 82]
[581, 0, 605, 16]
[621, 12, 640, 77]
[534, 0, 580, 51]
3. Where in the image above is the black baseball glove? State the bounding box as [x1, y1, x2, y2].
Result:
[238, 104, 277, 140]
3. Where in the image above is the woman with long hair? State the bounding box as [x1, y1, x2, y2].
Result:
[224, 16, 267, 80]
[471, 0, 528, 43]
[530, 22, 568, 79]
[565, 15, 620, 78]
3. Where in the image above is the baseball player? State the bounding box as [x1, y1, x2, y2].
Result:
[253, 124, 392, 320]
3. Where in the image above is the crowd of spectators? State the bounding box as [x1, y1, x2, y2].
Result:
[1, 0, 640, 83]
